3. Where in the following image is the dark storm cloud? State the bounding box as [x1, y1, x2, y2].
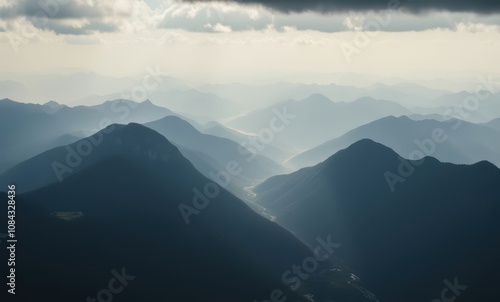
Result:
[0, 0, 122, 35]
[182, 0, 500, 14]
[0, 1, 105, 20]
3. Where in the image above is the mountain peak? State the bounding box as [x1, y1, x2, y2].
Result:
[323, 138, 399, 167]
[42, 100, 66, 113]
[344, 138, 395, 153]
[149, 115, 197, 131]
[102, 98, 138, 106]
[43, 100, 59, 106]
[0, 122, 192, 193]
[108, 123, 180, 154]
[354, 96, 377, 103]
[72, 122, 185, 166]
[0, 98, 17, 106]
[301, 93, 332, 105]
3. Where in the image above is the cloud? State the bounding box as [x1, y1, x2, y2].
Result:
[0, 0, 105, 20]
[0, 0, 156, 35]
[1, 0, 499, 36]
[182, 0, 500, 14]
[204, 22, 232, 32]
[161, 31, 191, 43]
[40, 20, 120, 35]
[160, 2, 500, 33]
[455, 22, 500, 33]
[160, 2, 272, 32]
[271, 11, 500, 33]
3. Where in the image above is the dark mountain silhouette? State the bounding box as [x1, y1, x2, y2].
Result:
[290, 115, 500, 168]
[227, 94, 410, 151]
[0, 115, 287, 198]
[0, 124, 376, 302]
[0, 123, 180, 193]
[254, 139, 500, 302]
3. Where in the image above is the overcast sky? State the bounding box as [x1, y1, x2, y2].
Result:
[0, 0, 499, 83]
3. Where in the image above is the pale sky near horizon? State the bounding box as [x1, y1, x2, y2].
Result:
[0, 0, 499, 84]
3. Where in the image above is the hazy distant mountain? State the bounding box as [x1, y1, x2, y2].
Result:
[371, 82, 450, 99]
[367, 82, 451, 107]
[0, 123, 174, 193]
[201, 121, 287, 163]
[150, 89, 241, 120]
[88, 99, 178, 123]
[145, 116, 288, 187]
[407, 113, 449, 121]
[4, 72, 138, 103]
[410, 104, 487, 123]
[202, 120, 252, 142]
[1, 71, 187, 104]
[197, 81, 451, 110]
[79, 89, 245, 122]
[0, 98, 65, 173]
[0, 98, 178, 173]
[484, 117, 500, 132]
[52, 133, 82, 145]
[0, 124, 375, 302]
[228, 94, 410, 151]
[1, 70, 457, 110]
[255, 139, 500, 302]
[433, 90, 500, 122]
[290, 115, 500, 169]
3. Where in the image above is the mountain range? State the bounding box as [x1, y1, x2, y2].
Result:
[0, 98, 177, 173]
[0, 124, 376, 302]
[254, 139, 500, 302]
[1, 75, 499, 302]
[228, 94, 410, 152]
[145, 116, 288, 198]
[289, 115, 500, 168]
